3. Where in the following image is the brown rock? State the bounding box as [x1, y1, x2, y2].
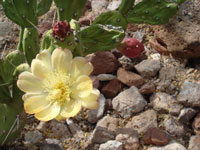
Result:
[97, 115, 119, 132]
[101, 79, 122, 98]
[139, 82, 155, 95]
[150, 0, 200, 58]
[125, 109, 157, 134]
[193, 113, 200, 135]
[86, 52, 119, 75]
[117, 67, 144, 88]
[188, 135, 200, 150]
[143, 127, 171, 146]
[116, 128, 139, 150]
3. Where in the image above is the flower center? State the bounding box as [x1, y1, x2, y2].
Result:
[44, 72, 71, 105]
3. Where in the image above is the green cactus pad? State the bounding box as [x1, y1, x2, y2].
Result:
[127, 0, 182, 24]
[92, 11, 128, 30]
[0, 73, 11, 104]
[36, 0, 53, 16]
[2, 0, 38, 27]
[119, 0, 135, 16]
[54, 0, 87, 22]
[79, 24, 125, 55]
[1, 50, 25, 85]
[53, 33, 77, 52]
[0, 104, 25, 145]
[23, 28, 40, 65]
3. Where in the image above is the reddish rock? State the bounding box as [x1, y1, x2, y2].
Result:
[101, 79, 122, 98]
[193, 113, 200, 135]
[117, 67, 144, 88]
[91, 76, 100, 89]
[143, 127, 171, 146]
[139, 82, 155, 95]
[86, 52, 120, 75]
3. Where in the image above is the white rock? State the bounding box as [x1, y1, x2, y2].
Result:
[177, 80, 200, 107]
[99, 140, 123, 150]
[112, 86, 147, 118]
[147, 141, 187, 150]
[107, 0, 122, 11]
[134, 59, 161, 78]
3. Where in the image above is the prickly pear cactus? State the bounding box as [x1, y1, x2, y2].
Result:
[126, 0, 186, 24]
[23, 28, 40, 65]
[119, 0, 135, 16]
[36, 0, 53, 17]
[0, 50, 25, 85]
[2, 0, 38, 27]
[54, 0, 87, 22]
[92, 11, 128, 30]
[79, 24, 125, 55]
[0, 62, 29, 145]
[0, 103, 26, 145]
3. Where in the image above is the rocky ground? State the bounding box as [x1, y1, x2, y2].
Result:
[1, 0, 200, 150]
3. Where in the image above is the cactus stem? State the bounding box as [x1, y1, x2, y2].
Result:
[17, 27, 24, 52]
[1, 115, 19, 146]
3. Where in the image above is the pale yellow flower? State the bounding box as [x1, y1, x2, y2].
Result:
[17, 48, 99, 121]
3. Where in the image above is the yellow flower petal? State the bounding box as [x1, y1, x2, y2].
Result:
[52, 48, 72, 73]
[23, 93, 50, 114]
[70, 57, 93, 80]
[17, 71, 43, 93]
[60, 100, 81, 118]
[80, 89, 100, 109]
[31, 59, 52, 80]
[36, 50, 52, 70]
[71, 75, 92, 98]
[35, 102, 60, 121]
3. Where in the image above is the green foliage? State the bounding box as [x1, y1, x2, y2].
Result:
[41, 30, 59, 53]
[92, 11, 128, 30]
[36, 0, 53, 16]
[0, 68, 11, 103]
[0, 103, 26, 145]
[79, 24, 125, 55]
[126, 0, 183, 24]
[23, 28, 40, 65]
[0, 50, 25, 85]
[2, 0, 38, 27]
[54, 0, 87, 22]
[119, 0, 135, 16]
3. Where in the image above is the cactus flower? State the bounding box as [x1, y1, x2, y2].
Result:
[17, 48, 99, 121]
[118, 38, 144, 58]
[52, 21, 71, 39]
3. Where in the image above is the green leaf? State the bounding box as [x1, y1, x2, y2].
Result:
[54, 0, 87, 22]
[92, 11, 128, 30]
[79, 24, 125, 55]
[119, 0, 135, 16]
[36, 0, 53, 16]
[127, 0, 180, 25]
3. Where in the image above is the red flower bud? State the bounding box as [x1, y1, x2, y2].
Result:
[52, 21, 71, 39]
[118, 38, 144, 58]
